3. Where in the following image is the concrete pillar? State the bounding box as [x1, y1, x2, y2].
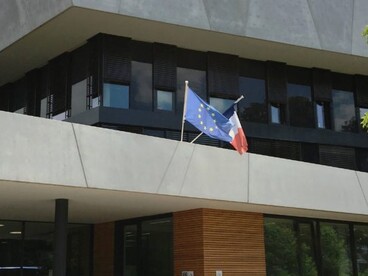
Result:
[53, 198, 69, 276]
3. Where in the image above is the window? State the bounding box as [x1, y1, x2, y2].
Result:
[131, 61, 153, 111]
[264, 217, 317, 275]
[332, 90, 356, 132]
[118, 216, 173, 276]
[238, 77, 267, 123]
[316, 102, 325, 128]
[71, 79, 87, 117]
[53, 111, 68, 121]
[320, 222, 353, 275]
[271, 104, 282, 124]
[103, 83, 129, 109]
[157, 90, 174, 111]
[354, 225, 368, 275]
[177, 67, 206, 115]
[287, 83, 313, 128]
[209, 97, 234, 113]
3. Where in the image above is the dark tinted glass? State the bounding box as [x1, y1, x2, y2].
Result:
[354, 225, 368, 275]
[287, 83, 314, 128]
[332, 90, 356, 132]
[124, 224, 138, 276]
[23, 222, 53, 276]
[103, 83, 129, 109]
[0, 221, 22, 276]
[298, 223, 317, 275]
[157, 90, 173, 111]
[131, 61, 152, 111]
[141, 218, 173, 276]
[177, 67, 206, 115]
[320, 222, 353, 276]
[356, 148, 368, 173]
[264, 217, 298, 275]
[238, 77, 267, 123]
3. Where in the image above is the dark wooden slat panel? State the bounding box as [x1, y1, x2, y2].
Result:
[267, 61, 287, 104]
[153, 43, 177, 91]
[355, 75, 368, 106]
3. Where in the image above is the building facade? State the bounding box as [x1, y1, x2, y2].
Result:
[0, 1, 368, 275]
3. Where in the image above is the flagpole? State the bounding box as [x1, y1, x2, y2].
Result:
[190, 95, 245, 144]
[180, 80, 189, 142]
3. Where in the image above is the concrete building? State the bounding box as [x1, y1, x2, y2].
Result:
[0, 1, 368, 275]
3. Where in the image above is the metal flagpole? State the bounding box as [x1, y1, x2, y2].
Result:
[190, 95, 245, 144]
[180, 80, 189, 142]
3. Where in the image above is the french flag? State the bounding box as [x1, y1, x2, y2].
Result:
[223, 105, 248, 154]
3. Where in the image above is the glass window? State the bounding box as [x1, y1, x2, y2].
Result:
[120, 217, 173, 276]
[316, 102, 325, 128]
[239, 77, 267, 123]
[264, 217, 299, 275]
[332, 90, 356, 132]
[103, 83, 129, 109]
[354, 225, 368, 275]
[67, 224, 91, 276]
[124, 224, 138, 276]
[320, 222, 353, 276]
[71, 79, 87, 117]
[131, 61, 152, 111]
[157, 90, 173, 111]
[177, 68, 206, 115]
[287, 83, 313, 128]
[209, 97, 233, 113]
[0, 221, 22, 274]
[271, 104, 281, 124]
[23, 222, 54, 276]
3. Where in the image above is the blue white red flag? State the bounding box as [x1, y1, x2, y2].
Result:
[223, 105, 248, 154]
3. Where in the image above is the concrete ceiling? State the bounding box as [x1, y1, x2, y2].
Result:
[1, 6, 368, 87]
[1, 180, 368, 224]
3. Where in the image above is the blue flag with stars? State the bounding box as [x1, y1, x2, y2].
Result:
[185, 87, 233, 142]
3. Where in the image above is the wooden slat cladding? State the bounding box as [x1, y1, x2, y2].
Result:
[267, 61, 287, 104]
[103, 35, 131, 83]
[93, 222, 115, 276]
[173, 209, 205, 276]
[202, 209, 266, 276]
[355, 75, 368, 106]
[173, 209, 266, 276]
[313, 68, 332, 102]
[208, 52, 239, 98]
[153, 43, 177, 91]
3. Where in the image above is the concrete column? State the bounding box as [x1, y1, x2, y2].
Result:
[53, 198, 69, 276]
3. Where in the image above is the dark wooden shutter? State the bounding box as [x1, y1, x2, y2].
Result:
[11, 78, 27, 112]
[49, 53, 70, 115]
[153, 43, 177, 91]
[25, 69, 41, 116]
[319, 145, 356, 170]
[103, 35, 131, 83]
[0, 83, 11, 111]
[312, 68, 332, 101]
[208, 52, 239, 98]
[332, 72, 354, 91]
[88, 35, 103, 99]
[355, 75, 368, 107]
[266, 61, 287, 104]
[287, 66, 311, 85]
[177, 48, 206, 70]
[239, 58, 265, 79]
[71, 44, 90, 85]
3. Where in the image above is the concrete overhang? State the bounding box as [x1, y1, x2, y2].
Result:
[1, 6, 368, 86]
[1, 111, 368, 224]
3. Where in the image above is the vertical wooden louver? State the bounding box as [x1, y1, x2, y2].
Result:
[312, 68, 332, 102]
[11, 77, 27, 112]
[266, 61, 287, 104]
[174, 209, 266, 276]
[103, 35, 131, 84]
[207, 52, 239, 98]
[25, 69, 41, 116]
[88, 34, 103, 99]
[49, 53, 70, 115]
[0, 83, 11, 111]
[71, 44, 90, 85]
[153, 43, 177, 91]
[355, 75, 368, 106]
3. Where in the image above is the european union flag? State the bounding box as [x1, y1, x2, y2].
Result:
[185, 87, 233, 142]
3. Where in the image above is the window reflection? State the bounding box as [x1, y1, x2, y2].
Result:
[131, 61, 152, 111]
[177, 67, 206, 115]
[209, 97, 234, 113]
[320, 222, 353, 276]
[103, 83, 129, 109]
[287, 83, 313, 128]
[271, 104, 281, 124]
[332, 90, 356, 132]
[360, 108, 368, 132]
[157, 90, 173, 111]
[238, 77, 267, 123]
[354, 225, 368, 275]
[316, 103, 325, 128]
